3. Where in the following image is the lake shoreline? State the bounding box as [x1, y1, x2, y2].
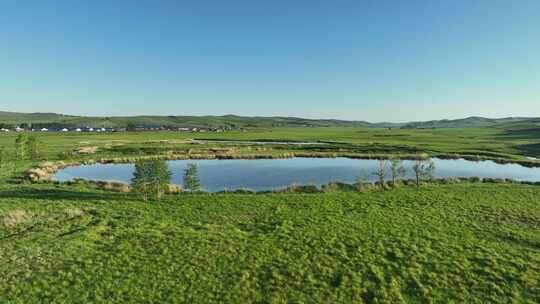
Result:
[41, 156, 540, 193]
[41, 175, 540, 195]
[25, 151, 540, 183]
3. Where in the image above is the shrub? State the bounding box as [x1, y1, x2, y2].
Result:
[468, 176, 482, 183]
[438, 177, 460, 184]
[165, 184, 182, 195]
[322, 182, 356, 192]
[280, 184, 319, 193]
[232, 188, 256, 194]
[483, 178, 505, 184]
[321, 182, 339, 193]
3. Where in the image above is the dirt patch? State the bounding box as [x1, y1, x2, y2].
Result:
[2, 209, 34, 227]
[64, 208, 85, 217]
[77, 146, 99, 154]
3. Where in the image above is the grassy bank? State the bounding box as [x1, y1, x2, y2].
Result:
[1, 183, 539, 303]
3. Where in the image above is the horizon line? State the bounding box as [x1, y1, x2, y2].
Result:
[1, 110, 538, 125]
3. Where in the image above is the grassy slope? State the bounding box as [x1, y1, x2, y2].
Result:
[1, 183, 539, 303]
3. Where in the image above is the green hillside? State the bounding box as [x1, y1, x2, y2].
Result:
[1, 111, 539, 129]
[401, 116, 538, 129]
[0, 112, 374, 128]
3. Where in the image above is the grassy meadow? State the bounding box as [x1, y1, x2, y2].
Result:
[0, 125, 539, 166]
[1, 183, 539, 303]
[0, 125, 539, 303]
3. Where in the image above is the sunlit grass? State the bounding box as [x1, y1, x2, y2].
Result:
[0, 183, 539, 303]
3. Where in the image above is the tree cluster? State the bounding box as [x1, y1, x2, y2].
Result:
[370, 156, 435, 190]
[131, 161, 202, 201]
[131, 160, 172, 201]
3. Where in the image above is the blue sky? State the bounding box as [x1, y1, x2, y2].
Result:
[1, 0, 539, 122]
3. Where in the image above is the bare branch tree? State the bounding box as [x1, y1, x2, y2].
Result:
[389, 156, 406, 186]
[412, 158, 435, 189]
[373, 159, 388, 189]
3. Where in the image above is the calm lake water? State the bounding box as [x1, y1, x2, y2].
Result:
[53, 157, 540, 192]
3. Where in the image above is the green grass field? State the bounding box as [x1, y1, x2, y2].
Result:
[1, 183, 539, 303]
[1, 126, 539, 303]
[1, 125, 539, 165]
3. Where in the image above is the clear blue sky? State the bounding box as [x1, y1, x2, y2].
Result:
[1, 0, 539, 122]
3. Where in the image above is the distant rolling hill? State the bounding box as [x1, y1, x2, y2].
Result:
[400, 116, 539, 129]
[0, 111, 538, 129]
[0, 112, 376, 128]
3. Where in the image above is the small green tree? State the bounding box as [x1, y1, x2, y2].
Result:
[126, 123, 137, 132]
[0, 147, 6, 165]
[15, 133, 29, 160]
[131, 161, 152, 201]
[151, 160, 172, 201]
[131, 160, 172, 201]
[373, 159, 388, 189]
[0, 147, 14, 178]
[183, 163, 201, 191]
[27, 135, 41, 160]
[389, 157, 406, 186]
[412, 158, 435, 189]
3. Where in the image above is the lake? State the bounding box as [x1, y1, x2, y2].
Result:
[53, 157, 540, 192]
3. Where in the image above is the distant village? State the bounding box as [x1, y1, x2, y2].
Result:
[0, 125, 247, 133]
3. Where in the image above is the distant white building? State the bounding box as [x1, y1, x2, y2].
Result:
[62, 128, 69, 132]
[41, 128, 49, 132]
[0, 128, 9, 132]
[76, 128, 82, 132]
[15, 127, 24, 132]
[88, 128, 94, 132]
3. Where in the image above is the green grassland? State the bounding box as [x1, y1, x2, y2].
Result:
[1, 124, 539, 303]
[1, 124, 539, 166]
[1, 183, 539, 303]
